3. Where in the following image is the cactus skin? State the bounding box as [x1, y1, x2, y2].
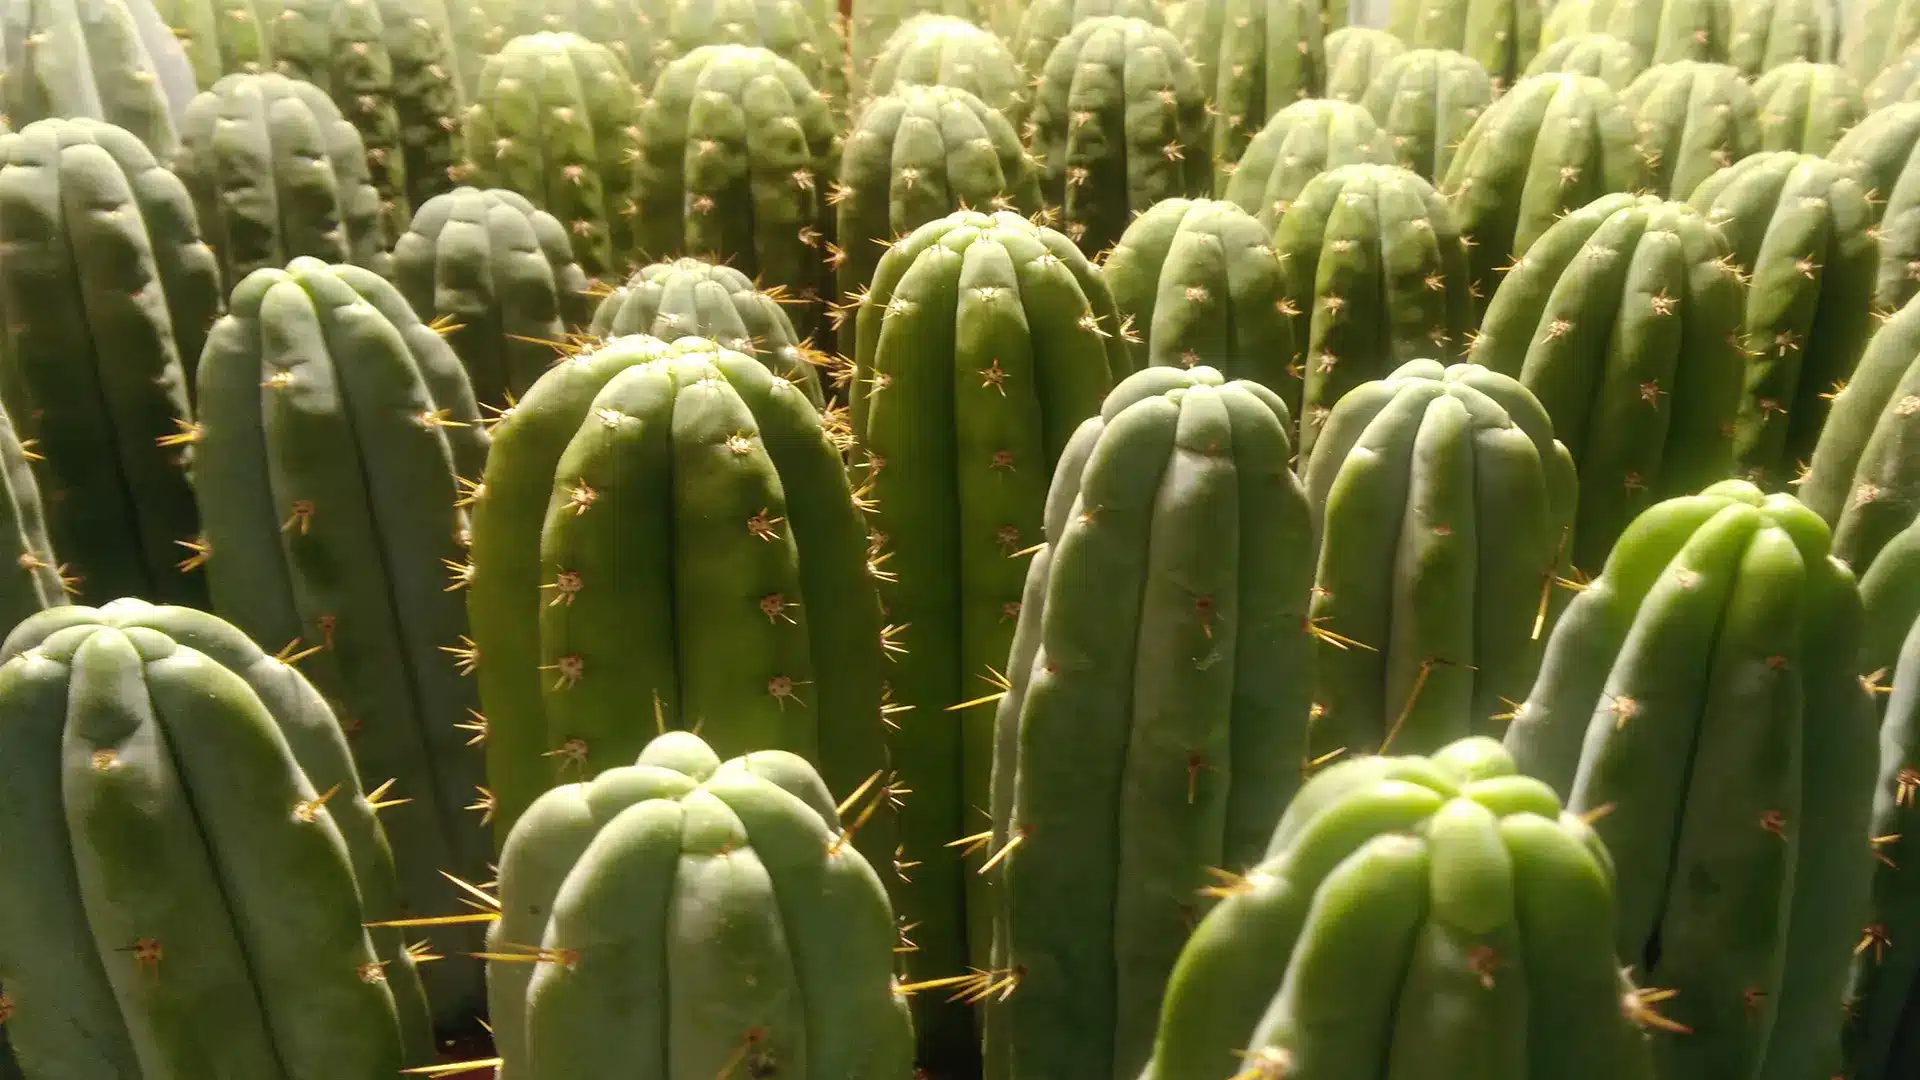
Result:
[866, 15, 1029, 129]
[393, 186, 593, 409]
[832, 83, 1041, 358]
[1101, 199, 1295, 397]
[176, 72, 391, 283]
[659, 0, 847, 105]
[1544, 0, 1736, 65]
[1221, 98, 1392, 215]
[981, 365, 1313, 1080]
[1324, 26, 1406, 102]
[589, 258, 826, 407]
[1361, 48, 1495, 182]
[1689, 151, 1878, 489]
[489, 730, 914, 1080]
[1387, 0, 1542, 89]
[1273, 164, 1472, 453]
[1442, 72, 1642, 313]
[458, 33, 638, 281]
[1526, 31, 1649, 87]
[1866, 40, 1920, 108]
[1504, 480, 1878, 1080]
[1303, 360, 1577, 761]
[1729, 0, 1837, 74]
[0, 399, 64, 634]
[849, 0, 983, 95]
[1174, 0, 1326, 168]
[0, 599, 436, 1079]
[1620, 61, 1759, 199]
[0, 117, 215, 610]
[1844, 0, 1920, 84]
[151, 0, 270, 87]
[1831, 102, 1920, 313]
[1140, 736, 1657, 1080]
[1752, 61, 1862, 152]
[1470, 193, 1747, 573]
[850, 209, 1129, 1071]
[190, 255, 490, 1023]
[0, 0, 191, 157]
[1010, 0, 1163, 84]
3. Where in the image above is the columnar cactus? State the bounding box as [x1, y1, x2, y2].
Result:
[1303, 360, 1577, 760]
[176, 72, 391, 283]
[982, 365, 1315, 1080]
[1030, 16, 1211, 255]
[0, 0, 196, 156]
[1174, 0, 1325, 167]
[1324, 26, 1406, 101]
[1504, 480, 1878, 1080]
[0, 117, 215, 609]
[849, 0, 984, 93]
[1387, 0, 1542, 88]
[1831, 102, 1920, 312]
[459, 33, 639, 280]
[1800, 292, 1920, 575]
[866, 14, 1029, 127]
[0, 599, 436, 1078]
[1221, 98, 1392, 217]
[1843, 0, 1920, 84]
[1469, 193, 1747, 572]
[190, 256, 490, 1021]
[1866, 39, 1920, 107]
[488, 731, 914, 1080]
[1140, 736, 1660, 1080]
[0, 401, 64, 634]
[1525, 31, 1649, 88]
[151, 0, 270, 86]
[1544, 0, 1736, 65]
[1361, 48, 1495, 181]
[849, 209, 1129, 1068]
[1010, 0, 1163, 80]
[392, 186, 593, 409]
[457, 0, 658, 92]
[1273, 164, 1473, 452]
[1752, 60, 1862, 151]
[1442, 72, 1642, 311]
[654, 0, 846, 106]
[1689, 150, 1878, 488]
[1619, 61, 1760, 199]
[1729, 0, 1838, 74]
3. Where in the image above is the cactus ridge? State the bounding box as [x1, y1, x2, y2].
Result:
[1619, 61, 1759, 200]
[1223, 97, 1393, 222]
[1752, 61, 1862, 153]
[1526, 31, 1651, 88]
[1175, 0, 1328, 168]
[1544, 0, 1737, 66]
[0, 0, 194, 157]
[865, 14, 1030, 128]
[1010, 0, 1163, 82]
[1831, 102, 1920, 314]
[1324, 26, 1407, 103]
[1387, 0, 1542, 87]
[1362, 47, 1496, 181]
[1728, 0, 1838, 75]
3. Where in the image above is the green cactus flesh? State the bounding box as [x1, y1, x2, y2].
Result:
[1865, 39, 1920, 110]
[1729, 0, 1838, 75]
[0, 396, 64, 633]
[1324, 27, 1406, 102]
[1830, 102, 1920, 314]
[654, 0, 847, 109]
[0, 0, 185, 156]
[1620, 61, 1759, 200]
[1844, 0, 1920, 85]
[1221, 97, 1393, 217]
[848, 0, 984, 97]
[865, 15, 1029, 129]
[1175, 0, 1326, 168]
[1752, 61, 1861, 152]
[1009, 0, 1163, 85]
[455, 0, 659, 93]
[1361, 48, 1496, 182]
[1525, 31, 1649, 88]
[150, 0, 271, 87]
[1387, 0, 1542, 88]
[1544, 0, 1736, 65]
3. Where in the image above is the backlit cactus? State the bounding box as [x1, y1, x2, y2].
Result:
[1544, 0, 1736, 66]
[0, 0, 196, 156]
[849, 0, 984, 94]
[1221, 98, 1393, 218]
[1324, 26, 1406, 102]
[1010, 0, 1163, 81]
[1525, 31, 1648, 88]
[1753, 60, 1862, 152]
[866, 14, 1029, 127]
[1843, 0, 1920, 84]
[1387, 0, 1542, 88]
[1866, 39, 1920, 108]
[1729, 0, 1838, 74]
[1174, 0, 1326, 167]
[1620, 61, 1759, 200]
[1361, 47, 1495, 181]
[1830, 101, 1920, 312]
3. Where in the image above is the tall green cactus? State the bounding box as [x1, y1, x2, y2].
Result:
[1752, 60, 1862, 151]
[1729, 0, 1837, 74]
[0, 399, 64, 635]
[150, 0, 270, 86]
[1009, 0, 1162, 81]
[1361, 48, 1495, 181]
[1387, 0, 1542, 88]
[1221, 98, 1392, 217]
[0, 0, 195, 156]
[1525, 31, 1649, 88]
[1620, 61, 1760, 199]
[176, 72, 391, 283]
[1469, 192, 1748, 573]
[1689, 150, 1878, 489]
[455, 0, 658, 92]
[0, 599, 435, 1079]
[866, 14, 1029, 128]
[1544, 0, 1736, 65]
[1174, 0, 1326, 167]
[1830, 102, 1920, 313]
[1868, 40, 1920, 112]
[1505, 480, 1878, 1080]
[1324, 26, 1406, 102]
[655, 0, 847, 107]
[1303, 360, 1577, 762]
[1844, 0, 1920, 84]
[848, 0, 983, 94]
[0, 117, 215, 609]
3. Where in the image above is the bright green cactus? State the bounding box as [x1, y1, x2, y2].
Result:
[982, 365, 1314, 1080]
[1729, 0, 1837, 74]
[1387, 0, 1541, 88]
[1689, 150, 1878, 489]
[1324, 26, 1406, 102]
[176, 72, 391, 283]
[1303, 360, 1577, 761]
[488, 730, 914, 1080]
[1619, 61, 1759, 199]
[1866, 39, 1920, 107]
[0, 117, 215, 610]
[849, 0, 983, 95]
[1544, 0, 1736, 65]
[0, 399, 64, 635]
[1525, 31, 1649, 88]
[866, 14, 1029, 128]
[150, 0, 271, 86]
[0, 0, 195, 156]
[1361, 48, 1495, 181]
[1505, 480, 1878, 1080]
[1830, 102, 1920, 313]
[1843, 0, 1920, 84]
[1221, 98, 1392, 215]
[0, 599, 436, 1078]
[1010, 0, 1163, 81]
[666, 0, 849, 108]
[456, 0, 657, 92]
[1752, 61, 1862, 151]
[1140, 735, 1660, 1080]
[1174, 0, 1326, 168]
[1469, 192, 1747, 573]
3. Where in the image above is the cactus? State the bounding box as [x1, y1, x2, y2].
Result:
[393, 186, 593, 410]
[1729, 0, 1837, 74]
[1689, 150, 1878, 488]
[1221, 98, 1392, 216]
[1361, 48, 1495, 181]
[1866, 39, 1920, 107]
[190, 255, 490, 1022]
[1504, 480, 1878, 1080]
[849, 0, 984, 95]
[1544, 0, 1736, 66]
[0, 398, 64, 634]
[1140, 735, 1659, 1080]
[1469, 192, 1747, 573]
[1442, 72, 1642, 312]
[589, 258, 826, 407]
[1100, 199, 1295, 397]
[849, 209, 1129, 1070]
[0, 599, 436, 1078]
[1174, 0, 1325, 168]
[0, 117, 215, 609]
[1752, 60, 1862, 152]
[458, 33, 639, 281]
[1844, 0, 1920, 84]
[1619, 61, 1759, 200]
[1324, 26, 1406, 102]
[1273, 164, 1472, 453]
[1387, 0, 1541, 88]
[982, 365, 1314, 1080]
[866, 14, 1029, 128]
[456, 0, 657, 92]
[176, 72, 391, 283]
[150, 0, 271, 86]
[1303, 360, 1577, 761]
[1830, 102, 1920, 313]
[488, 730, 913, 1080]
[1010, 0, 1163, 82]
[1525, 31, 1649, 88]
[0, 0, 196, 157]
[832, 83, 1040, 357]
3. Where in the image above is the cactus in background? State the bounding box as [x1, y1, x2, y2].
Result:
[0, 118, 215, 609]
[0, 399, 64, 634]
[190, 256, 490, 1022]
[1525, 31, 1648, 88]
[983, 365, 1314, 1080]
[1505, 480, 1878, 1080]
[1470, 193, 1747, 572]
[455, 0, 658, 92]
[1843, 0, 1920, 84]
[1273, 164, 1472, 453]
[848, 0, 983, 94]
[1442, 72, 1641, 311]
[176, 72, 390, 283]
[1730, 0, 1837, 74]
[1387, 0, 1541, 88]
[150, 0, 270, 86]
[488, 731, 913, 1080]
[1361, 48, 1495, 181]
[650, 0, 848, 110]
[1620, 61, 1759, 199]
[1544, 0, 1736, 65]
[1752, 61, 1861, 151]
[1324, 26, 1406, 102]
[0, 0, 196, 156]
[458, 33, 638, 281]
[1303, 360, 1577, 761]
[1010, 0, 1163, 82]
[1141, 736, 1659, 1080]
[0, 599, 435, 1078]
[1831, 102, 1920, 313]
[1221, 98, 1392, 217]
[866, 14, 1029, 128]
[1689, 150, 1878, 488]
[1174, 0, 1325, 167]
[589, 258, 826, 407]
[1866, 40, 1920, 107]
[849, 209, 1129, 1071]
[392, 187, 592, 410]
